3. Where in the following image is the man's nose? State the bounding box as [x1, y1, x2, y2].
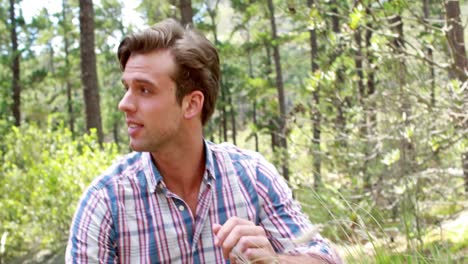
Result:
[118, 90, 136, 113]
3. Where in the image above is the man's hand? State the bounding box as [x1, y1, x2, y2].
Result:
[213, 217, 278, 263]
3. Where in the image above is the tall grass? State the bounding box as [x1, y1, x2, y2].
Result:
[295, 186, 467, 264]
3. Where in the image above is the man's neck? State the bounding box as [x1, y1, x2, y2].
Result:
[151, 136, 206, 199]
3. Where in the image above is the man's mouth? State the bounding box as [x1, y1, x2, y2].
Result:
[127, 121, 143, 136]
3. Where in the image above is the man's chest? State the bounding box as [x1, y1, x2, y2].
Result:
[112, 178, 258, 263]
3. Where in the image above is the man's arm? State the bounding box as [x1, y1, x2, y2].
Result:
[212, 155, 342, 264]
[66, 187, 117, 264]
[277, 254, 331, 264]
[213, 217, 335, 264]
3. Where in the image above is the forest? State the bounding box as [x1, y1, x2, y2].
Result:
[0, 0, 467, 263]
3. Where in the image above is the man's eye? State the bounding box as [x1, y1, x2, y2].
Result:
[141, 88, 150, 94]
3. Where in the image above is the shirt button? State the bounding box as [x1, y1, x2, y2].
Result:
[178, 205, 185, 211]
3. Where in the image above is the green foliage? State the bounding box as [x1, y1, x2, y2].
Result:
[295, 184, 467, 263]
[0, 0, 467, 262]
[0, 124, 120, 262]
[349, 5, 365, 30]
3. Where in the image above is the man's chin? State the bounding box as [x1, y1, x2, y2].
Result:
[128, 138, 162, 152]
[129, 142, 145, 152]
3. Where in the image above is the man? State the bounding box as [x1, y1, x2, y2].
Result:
[66, 19, 342, 264]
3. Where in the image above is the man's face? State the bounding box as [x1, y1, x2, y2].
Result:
[119, 49, 184, 152]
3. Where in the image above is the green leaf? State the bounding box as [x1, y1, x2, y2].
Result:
[349, 5, 364, 30]
[382, 148, 400, 166]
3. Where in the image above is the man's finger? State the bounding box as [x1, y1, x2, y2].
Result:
[212, 223, 222, 245]
[222, 225, 266, 256]
[215, 217, 254, 246]
[235, 235, 271, 253]
[243, 247, 279, 264]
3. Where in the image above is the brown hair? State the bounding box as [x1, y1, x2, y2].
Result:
[117, 19, 220, 125]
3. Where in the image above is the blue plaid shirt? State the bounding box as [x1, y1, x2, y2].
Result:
[66, 141, 342, 263]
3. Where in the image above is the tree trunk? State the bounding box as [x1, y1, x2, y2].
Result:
[207, 2, 232, 144]
[79, 0, 103, 143]
[353, 0, 370, 188]
[330, 0, 348, 147]
[464, 151, 468, 194]
[444, 0, 468, 81]
[207, 1, 219, 44]
[389, 11, 423, 245]
[308, 0, 322, 188]
[444, 0, 468, 193]
[363, 6, 377, 188]
[267, 0, 289, 181]
[246, 30, 259, 152]
[269, 119, 277, 152]
[62, 0, 75, 137]
[220, 81, 228, 142]
[9, 0, 20, 127]
[389, 13, 414, 177]
[355, 30, 365, 105]
[179, 0, 193, 26]
[113, 120, 120, 146]
[263, 42, 277, 153]
[252, 101, 259, 152]
[365, 6, 376, 100]
[229, 93, 237, 145]
[218, 119, 223, 142]
[423, 0, 436, 108]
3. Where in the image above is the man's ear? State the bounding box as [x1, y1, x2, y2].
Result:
[182, 90, 204, 120]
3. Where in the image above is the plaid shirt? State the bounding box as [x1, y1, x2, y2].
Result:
[66, 141, 341, 263]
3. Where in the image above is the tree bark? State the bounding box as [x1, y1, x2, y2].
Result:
[179, 0, 193, 26]
[228, 92, 237, 145]
[464, 151, 468, 194]
[444, 0, 468, 193]
[263, 42, 277, 153]
[252, 101, 259, 152]
[330, 0, 348, 147]
[308, 0, 322, 188]
[267, 0, 289, 181]
[363, 6, 377, 188]
[79, 0, 103, 143]
[389, 13, 414, 177]
[207, 1, 219, 44]
[9, 0, 20, 126]
[246, 30, 259, 152]
[353, 0, 370, 188]
[423, 0, 436, 108]
[207, 1, 231, 144]
[365, 6, 376, 100]
[62, 0, 75, 137]
[355, 30, 365, 104]
[330, 0, 339, 33]
[113, 120, 120, 146]
[220, 80, 228, 142]
[389, 11, 423, 244]
[444, 0, 468, 81]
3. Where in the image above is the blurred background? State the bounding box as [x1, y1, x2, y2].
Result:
[0, 0, 467, 263]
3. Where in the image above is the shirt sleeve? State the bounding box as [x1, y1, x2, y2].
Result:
[65, 185, 117, 264]
[255, 156, 342, 264]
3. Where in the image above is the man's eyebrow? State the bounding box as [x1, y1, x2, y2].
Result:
[121, 78, 154, 86]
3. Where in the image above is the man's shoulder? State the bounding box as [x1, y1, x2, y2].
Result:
[88, 151, 145, 191]
[207, 141, 263, 162]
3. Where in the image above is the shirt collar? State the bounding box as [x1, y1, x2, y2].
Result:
[203, 139, 216, 182]
[144, 139, 216, 193]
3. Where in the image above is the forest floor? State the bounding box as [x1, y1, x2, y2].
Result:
[339, 207, 468, 262]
